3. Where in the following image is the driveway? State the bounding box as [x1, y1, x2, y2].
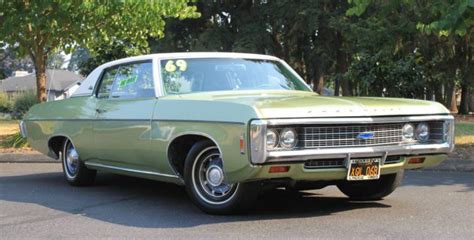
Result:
[0, 163, 473, 239]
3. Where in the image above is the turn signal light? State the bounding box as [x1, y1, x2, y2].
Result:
[269, 166, 290, 173]
[408, 157, 425, 164]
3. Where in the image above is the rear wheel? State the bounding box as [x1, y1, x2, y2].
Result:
[61, 139, 96, 186]
[184, 140, 257, 214]
[337, 171, 404, 200]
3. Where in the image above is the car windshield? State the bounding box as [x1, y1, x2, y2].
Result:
[160, 58, 311, 95]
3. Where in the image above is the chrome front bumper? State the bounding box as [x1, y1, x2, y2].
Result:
[265, 142, 453, 163]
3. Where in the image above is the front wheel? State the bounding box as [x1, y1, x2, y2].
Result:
[184, 140, 257, 214]
[61, 139, 96, 186]
[337, 171, 404, 200]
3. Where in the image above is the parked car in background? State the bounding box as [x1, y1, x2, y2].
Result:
[20, 52, 455, 214]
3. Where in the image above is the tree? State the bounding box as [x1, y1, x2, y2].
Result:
[0, 47, 34, 79]
[150, 0, 350, 94]
[347, 0, 473, 113]
[77, 40, 131, 76]
[67, 47, 89, 73]
[47, 51, 66, 70]
[136, 0, 474, 110]
[416, 0, 473, 114]
[0, 0, 199, 102]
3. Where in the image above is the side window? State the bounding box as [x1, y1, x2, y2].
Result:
[96, 61, 155, 99]
[110, 62, 155, 99]
[97, 67, 119, 98]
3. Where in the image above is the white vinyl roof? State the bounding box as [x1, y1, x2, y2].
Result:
[72, 52, 283, 97]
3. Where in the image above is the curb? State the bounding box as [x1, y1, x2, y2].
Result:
[0, 153, 57, 163]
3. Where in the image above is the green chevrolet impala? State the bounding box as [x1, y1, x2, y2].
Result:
[20, 52, 455, 214]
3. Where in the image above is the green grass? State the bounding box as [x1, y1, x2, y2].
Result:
[455, 122, 474, 136]
[455, 121, 474, 145]
[0, 120, 25, 150]
[0, 120, 18, 134]
[1, 132, 28, 149]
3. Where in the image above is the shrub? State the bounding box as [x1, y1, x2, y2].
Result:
[3, 132, 28, 148]
[0, 92, 12, 113]
[12, 91, 39, 119]
[0, 113, 13, 120]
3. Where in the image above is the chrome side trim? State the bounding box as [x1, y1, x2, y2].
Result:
[265, 115, 454, 126]
[24, 118, 245, 125]
[266, 143, 452, 163]
[24, 118, 149, 122]
[85, 162, 179, 179]
[154, 119, 245, 125]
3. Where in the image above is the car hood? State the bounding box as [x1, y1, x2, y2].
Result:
[171, 90, 449, 119]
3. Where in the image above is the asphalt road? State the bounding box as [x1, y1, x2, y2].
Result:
[0, 163, 473, 240]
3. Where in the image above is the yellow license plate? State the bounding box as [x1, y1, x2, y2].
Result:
[347, 158, 381, 181]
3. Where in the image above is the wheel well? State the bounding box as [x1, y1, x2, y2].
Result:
[168, 135, 213, 177]
[48, 136, 67, 159]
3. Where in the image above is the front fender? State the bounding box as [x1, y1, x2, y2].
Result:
[150, 120, 259, 183]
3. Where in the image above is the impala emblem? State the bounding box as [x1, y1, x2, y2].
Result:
[357, 132, 375, 140]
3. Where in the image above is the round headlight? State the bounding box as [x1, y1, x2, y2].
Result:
[266, 129, 278, 150]
[280, 128, 297, 149]
[416, 123, 429, 142]
[402, 123, 414, 141]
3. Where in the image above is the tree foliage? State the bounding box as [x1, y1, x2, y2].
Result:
[345, 0, 472, 113]
[0, 0, 199, 101]
[67, 47, 89, 73]
[3, 0, 471, 114]
[0, 47, 34, 79]
[146, 0, 472, 114]
[46, 51, 66, 70]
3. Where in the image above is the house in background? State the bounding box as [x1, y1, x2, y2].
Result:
[0, 70, 84, 101]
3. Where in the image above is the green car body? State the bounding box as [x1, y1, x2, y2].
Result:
[21, 53, 455, 213]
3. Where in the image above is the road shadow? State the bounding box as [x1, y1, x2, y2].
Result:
[403, 170, 474, 192]
[0, 171, 391, 228]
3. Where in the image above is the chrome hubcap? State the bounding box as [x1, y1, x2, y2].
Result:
[206, 166, 224, 187]
[194, 149, 237, 202]
[65, 142, 79, 177]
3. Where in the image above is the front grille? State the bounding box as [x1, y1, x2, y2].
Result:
[301, 123, 404, 149]
[303, 155, 404, 169]
[304, 159, 345, 169]
[384, 155, 403, 164]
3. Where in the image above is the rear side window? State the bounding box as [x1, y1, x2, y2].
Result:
[97, 61, 155, 99]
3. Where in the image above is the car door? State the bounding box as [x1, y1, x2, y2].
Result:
[93, 61, 157, 169]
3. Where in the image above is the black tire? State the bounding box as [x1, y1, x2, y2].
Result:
[337, 171, 404, 200]
[61, 139, 96, 186]
[184, 140, 258, 214]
